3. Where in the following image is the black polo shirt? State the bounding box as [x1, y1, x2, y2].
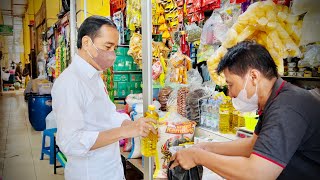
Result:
[253, 78, 320, 179]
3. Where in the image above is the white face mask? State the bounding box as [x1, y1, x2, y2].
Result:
[232, 75, 258, 113]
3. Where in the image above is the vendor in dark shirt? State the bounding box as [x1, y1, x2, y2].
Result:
[170, 41, 320, 179]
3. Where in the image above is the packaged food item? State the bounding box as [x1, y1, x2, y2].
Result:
[158, 86, 173, 111]
[153, 112, 196, 179]
[219, 97, 231, 134]
[141, 105, 159, 157]
[167, 52, 192, 84]
[177, 87, 189, 118]
[207, 1, 303, 86]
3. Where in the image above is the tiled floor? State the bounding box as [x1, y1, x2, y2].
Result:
[0, 90, 64, 180]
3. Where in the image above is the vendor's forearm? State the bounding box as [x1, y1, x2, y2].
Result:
[197, 151, 258, 180]
[203, 135, 257, 157]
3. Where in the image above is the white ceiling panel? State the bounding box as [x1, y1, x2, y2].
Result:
[13, 5, 26, 16]
[3, 15, 13, 25]
[13, 0, 28, 4]
[0, 0, 11, 11]
[13, 17, 23, 24]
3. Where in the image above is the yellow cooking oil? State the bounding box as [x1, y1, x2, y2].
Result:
[238, 112, 246, 127]
[141, 105, 159, 157]
[231, 110, 239, 134]
[219, 100, 230, 134]
[228, 103, 235, 133]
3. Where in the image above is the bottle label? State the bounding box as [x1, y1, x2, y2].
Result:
[219, 110, 229, 115]
[165, 121, 196, 134]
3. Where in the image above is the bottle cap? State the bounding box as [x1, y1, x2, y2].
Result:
[148, 105, 156, 111]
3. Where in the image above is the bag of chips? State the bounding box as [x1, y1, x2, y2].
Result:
[153, 112, 196, 179]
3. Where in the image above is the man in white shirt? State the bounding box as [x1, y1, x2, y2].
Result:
[52, 16, 156, 180]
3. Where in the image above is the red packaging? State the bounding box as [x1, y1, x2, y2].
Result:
[273, 0, 291, 6]
[176, 0, 184, 7]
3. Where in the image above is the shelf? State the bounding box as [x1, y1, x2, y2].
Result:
[114, 71, 142, 74]
[282, 76, 320, 80]
[121, 150, 144, 175]
[195, 127, 238, 141]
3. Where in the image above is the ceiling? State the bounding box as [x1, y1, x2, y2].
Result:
[0, 0, 28, 65]
[1, 0, 28, 24]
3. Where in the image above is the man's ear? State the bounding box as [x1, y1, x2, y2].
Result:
[82, 36, 91, 51]
[250, 69, 260, 86]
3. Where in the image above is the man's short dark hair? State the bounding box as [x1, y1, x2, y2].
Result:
[217, 41, 278, 79]
[77, 16, 117, 49]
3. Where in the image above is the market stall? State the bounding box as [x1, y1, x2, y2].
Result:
[108, 0, 320, 179]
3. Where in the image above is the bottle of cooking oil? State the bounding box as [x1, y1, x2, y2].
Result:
[141, 105, 159, 157]
[231, 110, 239, 134]
[219, 99, 230, 134]
[228, 101, 235, 133]
[238, 112, 246, 128]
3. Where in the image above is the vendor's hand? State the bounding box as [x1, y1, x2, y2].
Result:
[124, 118, 157, 138]
[192, 142, 210, 151]
[170, 147, 202, 170]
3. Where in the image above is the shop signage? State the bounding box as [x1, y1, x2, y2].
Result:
[0, 25, 13, 36]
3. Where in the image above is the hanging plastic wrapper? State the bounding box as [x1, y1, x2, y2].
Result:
[126, 0, 141, 31]
[207, 1, 304, 86]
[166, 52, 192, 86]
[298, 45, 320, 68]
[185, 23, 202, 43]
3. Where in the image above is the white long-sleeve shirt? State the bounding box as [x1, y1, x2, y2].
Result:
[52, 54, 129, 180]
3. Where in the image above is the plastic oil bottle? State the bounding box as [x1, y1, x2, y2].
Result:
[238, 112, 246, 128]
[219, 98, 230, 134]
[228, 101, 235, 133]
[231, 110, 239, 134]
[141, 105, 159, 157]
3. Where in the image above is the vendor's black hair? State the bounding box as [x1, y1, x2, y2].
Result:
[77, 16, 117, 49]
[217, 41, 278, 79]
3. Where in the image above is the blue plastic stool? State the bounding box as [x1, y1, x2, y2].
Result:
[40, 128, 57, 164]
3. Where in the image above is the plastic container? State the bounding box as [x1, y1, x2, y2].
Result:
[114, 74, 129, 82]
[28, 95, 52, 131]
[116, 47, 129, 56]
[231, 110, 239, 134]
[219, 101, 230, 134]
[129, 73, 143, 82]
[244, 112, 259, 131]
[288, 62, 296, 68]
[141, 105, 159, 157]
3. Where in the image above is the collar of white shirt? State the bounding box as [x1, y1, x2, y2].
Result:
[74, 54, 103, 79]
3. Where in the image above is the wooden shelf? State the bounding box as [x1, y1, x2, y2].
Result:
[114, 71, 142, 73]
[282, 76, 320, 80]
[121, 150, 144, 175]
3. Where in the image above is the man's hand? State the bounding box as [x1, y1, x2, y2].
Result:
[170, 147, 203, 170]
[122, 117, 157, 138]
[193, 142, 211, 151]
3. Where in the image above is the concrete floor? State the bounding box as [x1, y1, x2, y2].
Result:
[0, 90, 64, 180]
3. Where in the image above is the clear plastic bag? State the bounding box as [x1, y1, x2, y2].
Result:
[187, 69, 203, 88]
[291, 0, 320, 15]
[298, 45, 320, 68]
[197, 44, 219, 63]
[186, 23, 202, 42]
[300, 11, 320, 46]
[200, 12, 223, 45]
[167, 89, 178, 112]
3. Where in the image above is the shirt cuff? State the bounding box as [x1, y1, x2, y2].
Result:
[79, 131, 99, 152]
